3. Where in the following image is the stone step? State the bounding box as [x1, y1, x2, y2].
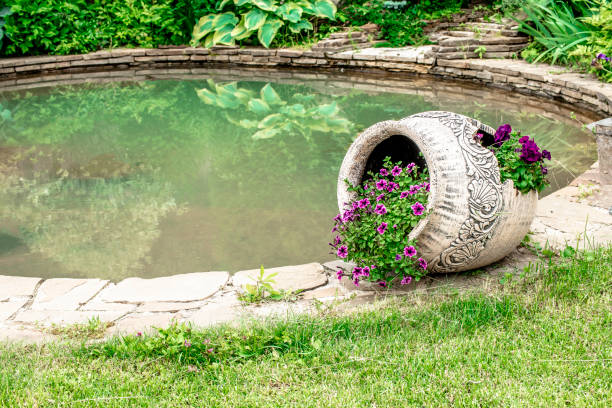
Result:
[311, 41, 382, 52]
[329, 31, 367, 40]
[437, 50, 520, 59]
[435, 43, 527, 53]
[437, 36, 528, 47]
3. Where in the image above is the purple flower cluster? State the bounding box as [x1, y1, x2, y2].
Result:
[494, 124, 512, 145]
[330, 160, 431, 288]
[597, 53, 611, 62]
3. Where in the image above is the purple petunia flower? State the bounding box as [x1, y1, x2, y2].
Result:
[333, 236, 342, 245]
[518, 135, 529, 144]
[411, 202, 425, 216]
[541, 165, 548, 175]
[409, 185, 420, 195]
[542, 149, 551, 160]
[364, 184, 369, 191]
[494, 124, 512, 145]
[474, 133, 483, 141]
[380, 168, 389, 176]
[422, 182, 430, 192]
[376, 193, 385, 202]
[371, 265, 376, 270]
[358, 198, 370, 208]
[337, 245, 348, 258]
[597, 52, 611, 62]
[406, 163, 415, 173]
[400, 276, 412, 285]
[333, 213, 341, 222]
[418, 257, 427, 269]
[203, 339, 211, 344]
[137, 331, 142, 337]
[361, 266, 370, 277]
[520, 137, 542, 163]
[336, 269, 343, 280]
[400, 191, 409, 199]
[395, 254, 402, 261]
[377, 222, 388, 234]
[378, 281, 387, 288]
[404, 246, 417, 257]
[376, 179, 388, 190]
[375, 203, 387, 215]
[352, 267, 362, 278]
[391, 166, 403, 177]
[393, 224, 397, 228]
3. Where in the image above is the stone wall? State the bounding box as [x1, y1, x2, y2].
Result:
[1, 45, 611, 117]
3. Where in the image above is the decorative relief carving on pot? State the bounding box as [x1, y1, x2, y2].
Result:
[411, 111, 504, 272]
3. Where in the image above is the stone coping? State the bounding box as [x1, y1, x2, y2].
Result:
[1, 45, 611, 117]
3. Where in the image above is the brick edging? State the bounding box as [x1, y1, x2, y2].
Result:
[1, 46, 611, 116]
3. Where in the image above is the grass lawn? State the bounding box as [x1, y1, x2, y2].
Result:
[1, 245, 610, 407]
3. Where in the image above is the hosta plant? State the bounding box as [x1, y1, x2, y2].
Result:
[478, 124, 552, 194]
[191, 0, 336, 48]
[330, 157, 430, 288]
[196, 80, 352, 140]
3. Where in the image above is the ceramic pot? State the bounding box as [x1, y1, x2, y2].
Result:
[337, 111, 538, 273]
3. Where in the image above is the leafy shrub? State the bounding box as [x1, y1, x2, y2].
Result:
[191, 0, 336, 48]
[340, 0, 464, 47]
[518, 0, 612, 82]
[1, 0, 220, 56]
[477, 124, 552, 194]
[330, 157, 430, 287]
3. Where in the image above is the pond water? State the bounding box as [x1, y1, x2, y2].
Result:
[0, 70, 598, 280]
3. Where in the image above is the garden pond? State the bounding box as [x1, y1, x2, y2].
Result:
[0, 70, 598, 280]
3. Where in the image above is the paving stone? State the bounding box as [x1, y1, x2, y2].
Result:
[234, 263, 327, 292]
[0, 276, 42, 301]
[13, 310, 125, 325]
[110, 312, 178, 335]
[99, 272, 229, 303]
[187, 304, 241, 327]
[80, 301, 138, 313]
[0, 299, 27, 321]
[136, 300, 207, 312]
[0, 324, 55, 343]
[301, 286, 346, 300]
[31, 279, 108, 311]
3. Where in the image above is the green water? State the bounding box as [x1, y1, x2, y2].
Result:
[0, 72, 598, 280]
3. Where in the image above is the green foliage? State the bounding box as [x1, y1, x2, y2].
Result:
[0, 0, 219, 56]
[518, 0, 612, 82]
[333, 157, 430, 286]
[340, 0, 463, 47]
[238, 265, 301, 303]
[196, 80, 353, 140]
[0, 6, 11, 51]
[475, 45, 487, 58]
[44, 316, 113, 340]
[191, 0, 336, 48]
[517, 0, 593, 65]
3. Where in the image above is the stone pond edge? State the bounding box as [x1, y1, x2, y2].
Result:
[1, 45, 611, 117]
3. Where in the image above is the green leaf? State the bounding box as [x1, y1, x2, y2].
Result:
[217, 0, 233, 10]
[260, 83, 284, 105]
[192, 15, 216, 42]
[288, 19, 313, 33]
[231, 17, 252, 41]
[250, 0, 278, 12]
[276, 3, 303, 23]
[252, 128, 280, 139]
[258, 113, 284, 128]
[257, 16, 284, 48]
[247, 98, 271, 115]
[239, 119, 259, 129]
[317, 101, 339, 117]
[213, 12, 239, 29]
[213, 24, 236, 45]
[244, 8, 268, 31]
[311, 0, 336, 20]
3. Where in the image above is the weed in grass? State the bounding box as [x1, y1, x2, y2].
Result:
[42, 316, 112, 340]
[238, 265, 301, 304]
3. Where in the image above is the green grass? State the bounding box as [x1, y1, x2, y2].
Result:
[1, 245, 610, 407]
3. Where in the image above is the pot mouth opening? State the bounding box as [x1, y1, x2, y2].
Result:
[360, 134, 427, 185]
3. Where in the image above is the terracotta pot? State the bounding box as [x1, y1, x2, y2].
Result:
[337, 111, 538, 273]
